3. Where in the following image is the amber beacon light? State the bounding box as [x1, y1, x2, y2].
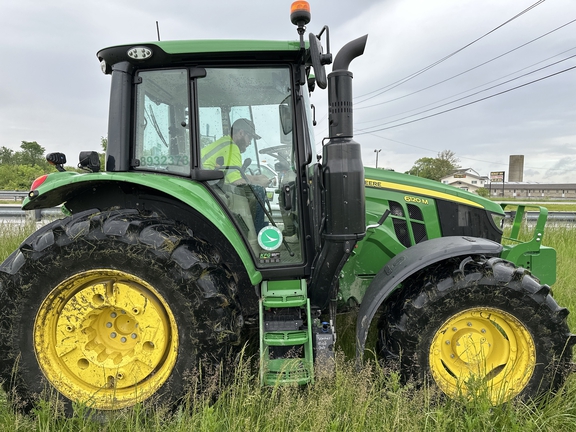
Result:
[290, 1, 311, 26]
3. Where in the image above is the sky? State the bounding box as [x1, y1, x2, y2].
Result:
[0, 0, 574, 183]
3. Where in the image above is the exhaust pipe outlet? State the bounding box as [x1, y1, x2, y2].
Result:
[328, 35, 367, 138]
[332, 34, 368, 73]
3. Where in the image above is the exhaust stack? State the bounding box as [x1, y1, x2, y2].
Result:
[310, 35, 368, 309]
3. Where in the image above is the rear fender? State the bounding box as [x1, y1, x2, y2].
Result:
[355, 236, 503, 360]
[23, 171, 262, 285]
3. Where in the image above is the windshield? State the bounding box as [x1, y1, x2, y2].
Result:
[198, 66, 303, 267]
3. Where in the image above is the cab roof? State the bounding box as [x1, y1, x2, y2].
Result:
[98, 39, 304, 72]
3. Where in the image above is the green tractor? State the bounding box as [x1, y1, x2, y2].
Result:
[0, 1, 573, 412]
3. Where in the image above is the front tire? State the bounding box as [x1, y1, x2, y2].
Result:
[0, 209, 242, 412]
[380, 256, 574, 404]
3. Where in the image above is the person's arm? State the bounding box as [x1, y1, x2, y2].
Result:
[244, 174, 270, 187]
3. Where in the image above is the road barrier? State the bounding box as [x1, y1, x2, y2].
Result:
[0, 191, 28, 201]
[0, 205, 62, 222]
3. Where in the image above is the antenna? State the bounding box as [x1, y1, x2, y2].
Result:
[156, 21, 161, 41]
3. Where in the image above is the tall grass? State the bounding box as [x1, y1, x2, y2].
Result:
[1, 222, 576, 431]
[530, 226, 576, 331]
[0, 222, 36, 262]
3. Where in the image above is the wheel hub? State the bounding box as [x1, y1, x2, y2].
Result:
[84, 307, 142, 368]
[429, 307, 535, 404]
[34, 270, 179, 410]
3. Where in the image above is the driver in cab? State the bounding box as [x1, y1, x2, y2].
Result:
[201, 118, 269, 187]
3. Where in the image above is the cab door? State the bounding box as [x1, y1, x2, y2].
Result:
[196, 66, 304, 268]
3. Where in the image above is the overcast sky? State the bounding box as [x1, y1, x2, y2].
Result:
[1, 0, 574, 183]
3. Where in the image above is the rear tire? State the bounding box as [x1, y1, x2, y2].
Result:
[380, 256, 574, 404]
[0, 209, 242, 412]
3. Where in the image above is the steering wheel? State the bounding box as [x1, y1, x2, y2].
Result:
[259, 144, 290, 157]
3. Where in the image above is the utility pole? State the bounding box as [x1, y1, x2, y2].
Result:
[374, 149, 381, 169]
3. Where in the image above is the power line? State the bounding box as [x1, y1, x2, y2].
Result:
[355, 46, 576, 126]
[357, 53, 576, 129]
[356, 17, 576, 110]
[355, 64, 576, 134]
[354, 0, 547, 104]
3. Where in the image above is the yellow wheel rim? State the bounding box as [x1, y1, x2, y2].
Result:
[429, 307, 535, 404]
[34, 269, 179, 410]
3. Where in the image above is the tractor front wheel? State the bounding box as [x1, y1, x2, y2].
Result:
[381, 256, 574, 404]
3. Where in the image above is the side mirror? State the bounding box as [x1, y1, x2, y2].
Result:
[308, 33, 326, 89]
[279, 103, 293, 135]
[308, 31, 332, 90]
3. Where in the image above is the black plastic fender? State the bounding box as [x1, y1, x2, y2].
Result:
[355, 236, 503, 360]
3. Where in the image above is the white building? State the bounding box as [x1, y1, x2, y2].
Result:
[440, 168, 488, 194]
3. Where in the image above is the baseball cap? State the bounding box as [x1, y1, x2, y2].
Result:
[232, 118, 261, 140]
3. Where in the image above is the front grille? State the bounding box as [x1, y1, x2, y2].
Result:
[393, 218, 411, 247]
[407, 204, 423, 221]
[411, 221, 428, 244]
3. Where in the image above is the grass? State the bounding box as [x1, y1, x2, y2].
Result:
[1, 222, 576, 430]
[0, 223, 36, 262]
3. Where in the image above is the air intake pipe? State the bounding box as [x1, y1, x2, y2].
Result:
[310, 35, 368, 310]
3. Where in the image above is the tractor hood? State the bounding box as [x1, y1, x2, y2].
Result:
[364, 167, 503, 214]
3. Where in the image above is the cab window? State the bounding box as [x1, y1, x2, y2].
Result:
[197, 67, 303, 267]
[133, 69, 191, 175]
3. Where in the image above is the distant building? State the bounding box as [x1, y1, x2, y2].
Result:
[440, 168, 488, 193]
[483, 154, 576, 199]
[488, 182, 576, 199]
[509, 155, 524, 182]
[440, 167, 576, 199]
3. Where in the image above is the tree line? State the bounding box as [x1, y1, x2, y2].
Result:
[0, 141, 57, 190]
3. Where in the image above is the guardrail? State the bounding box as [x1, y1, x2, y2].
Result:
[0, 191, 28, 201]
[0, 205, 62, 222]
[504, 211, 576, 222]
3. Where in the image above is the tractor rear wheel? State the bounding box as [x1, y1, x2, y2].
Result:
[0, 209, 242, 412]
[380, 256, 574, 404]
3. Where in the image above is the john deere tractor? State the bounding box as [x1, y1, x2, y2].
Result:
[0, 1, 573, 412]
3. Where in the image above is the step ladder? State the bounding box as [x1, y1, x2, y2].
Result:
[259, 279, 314, 385]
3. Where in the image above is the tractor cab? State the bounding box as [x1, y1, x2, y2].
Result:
[129, 64, 312, 267]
